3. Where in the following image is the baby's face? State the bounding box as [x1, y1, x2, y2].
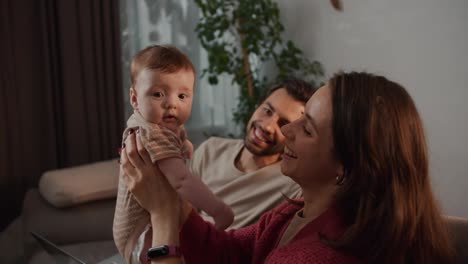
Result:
[131, 68, 194, 132]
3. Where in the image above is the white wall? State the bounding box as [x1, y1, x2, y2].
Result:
[277, 0, 468, 217]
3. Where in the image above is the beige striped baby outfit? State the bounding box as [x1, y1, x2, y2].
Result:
[113, 112, 186, 263]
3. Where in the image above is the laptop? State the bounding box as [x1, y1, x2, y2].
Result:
[30, 232, 124, 264]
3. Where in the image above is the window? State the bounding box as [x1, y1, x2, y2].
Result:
[119, 0, 240, 145]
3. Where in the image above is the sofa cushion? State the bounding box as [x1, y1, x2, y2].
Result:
[39, 159, 119, 208]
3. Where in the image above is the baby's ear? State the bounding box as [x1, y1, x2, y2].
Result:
[130, 87, 138, 109]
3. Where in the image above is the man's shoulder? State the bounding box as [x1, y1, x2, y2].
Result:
[190, 137, 242, 176]
[197, 137, 242, 152]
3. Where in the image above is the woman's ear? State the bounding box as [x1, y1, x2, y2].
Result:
[335, 163, 346, 185]
[130, 87, 138, 110]
[337, 163, 344, 177]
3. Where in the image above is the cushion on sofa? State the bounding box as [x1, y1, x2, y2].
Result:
[39, 159, 119, 208]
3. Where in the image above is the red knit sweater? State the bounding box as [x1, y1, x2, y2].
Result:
[179, 201, 362, 264]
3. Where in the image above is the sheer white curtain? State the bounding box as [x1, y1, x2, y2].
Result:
[119, 0, 240, 146]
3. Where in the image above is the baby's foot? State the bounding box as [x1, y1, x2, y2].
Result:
[213, 204, 234, 230]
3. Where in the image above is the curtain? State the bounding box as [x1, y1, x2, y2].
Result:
[0, 0, 124, 230]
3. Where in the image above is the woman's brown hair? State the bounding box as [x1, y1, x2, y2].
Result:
[329, 72, 454, 263]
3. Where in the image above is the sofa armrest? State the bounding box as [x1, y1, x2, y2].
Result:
[22, 189, 115, 248]
[39, 159, 119, 208]
[445, 215, 468, 263]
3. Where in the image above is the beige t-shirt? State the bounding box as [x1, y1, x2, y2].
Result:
[278, 209, 314, 246]
[189, 137, 302, 229]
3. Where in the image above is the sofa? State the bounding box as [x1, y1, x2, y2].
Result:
[1, 159, 468, 264]
[0, 159, 120, 264]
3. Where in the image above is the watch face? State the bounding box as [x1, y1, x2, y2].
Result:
[148, 245, 169, 259]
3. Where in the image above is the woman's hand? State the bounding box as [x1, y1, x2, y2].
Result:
[120, 130, 183, 224]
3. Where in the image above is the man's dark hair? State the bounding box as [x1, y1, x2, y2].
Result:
[259, 79, 317, 105]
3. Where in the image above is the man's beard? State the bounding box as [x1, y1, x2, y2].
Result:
[243, 124, 283, 157]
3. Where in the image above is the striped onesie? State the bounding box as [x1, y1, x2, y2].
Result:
[113, 113, 188, 262]
[113, 112, 233, 263]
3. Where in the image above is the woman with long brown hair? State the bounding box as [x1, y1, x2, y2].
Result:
[120, 72, 454, 263]
[327, 72, 454, 263]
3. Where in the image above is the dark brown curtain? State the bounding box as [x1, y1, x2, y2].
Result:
[0, 0, 124, 230]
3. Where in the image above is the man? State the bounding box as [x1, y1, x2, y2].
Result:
[190, 79, 316, 229]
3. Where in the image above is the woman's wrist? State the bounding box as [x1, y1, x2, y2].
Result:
[150, 213, 180, 245]
[149, 214, 181, 263]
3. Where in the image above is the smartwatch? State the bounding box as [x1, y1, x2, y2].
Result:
[147, 245, 181, 261]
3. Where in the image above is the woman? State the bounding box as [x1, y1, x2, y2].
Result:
[121, 72, 454, 263]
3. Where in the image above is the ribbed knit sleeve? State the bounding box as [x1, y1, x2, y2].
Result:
[180, 209, 255, 263]
[124, 112, 184, 163]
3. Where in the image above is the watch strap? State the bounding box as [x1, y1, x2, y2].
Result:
[147, 245, 181, 261]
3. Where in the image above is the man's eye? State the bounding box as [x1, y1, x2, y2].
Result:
[153, 92, 163, 98]
[303, 126, 312, 136]
[179, 94, 188, 99]
[263, 107, 273, 115]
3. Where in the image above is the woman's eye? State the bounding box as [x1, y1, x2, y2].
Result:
[153, 92, 163, 98]
[278, 120, 288, 128]
[303, 126, 312, 136]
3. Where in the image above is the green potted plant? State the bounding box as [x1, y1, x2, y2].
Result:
[194, 0, 327, 132]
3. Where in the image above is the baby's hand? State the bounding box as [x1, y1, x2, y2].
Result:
[213, 203, 234, 230]
[182, 139, 194, 159]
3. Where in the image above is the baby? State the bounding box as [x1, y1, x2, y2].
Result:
[113, 45, 234, 262]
